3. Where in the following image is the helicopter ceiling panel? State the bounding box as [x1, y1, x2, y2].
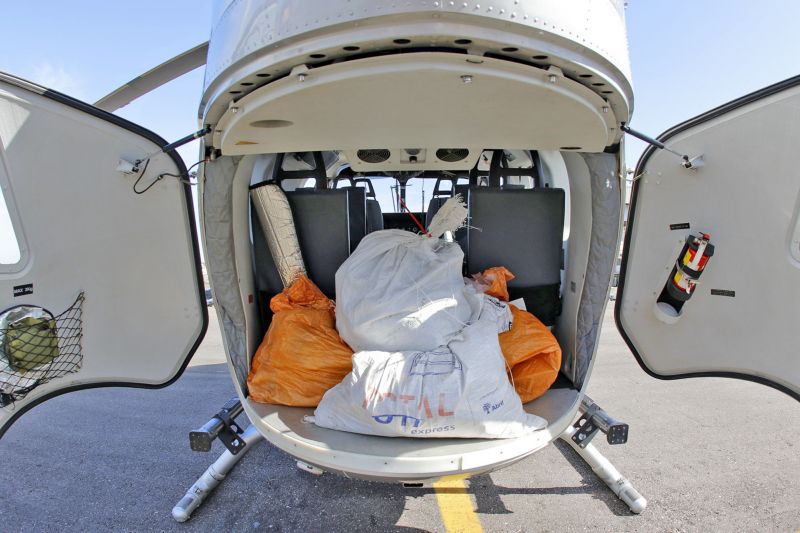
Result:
[213, 53, 616, 164]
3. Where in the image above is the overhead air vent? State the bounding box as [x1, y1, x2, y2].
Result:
[357, 149, 391, 163]
[436, 148, 470, 163]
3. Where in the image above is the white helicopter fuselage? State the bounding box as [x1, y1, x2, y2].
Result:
[0, 1, 796, 513]
[198, 0, 632, 481]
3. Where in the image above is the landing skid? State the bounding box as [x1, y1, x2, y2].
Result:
[560, 399, 647, 514]
[172, 425, 264, 522]
[171, 397, 646, 522]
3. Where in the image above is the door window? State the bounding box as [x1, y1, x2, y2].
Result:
[0, 150, 24, 270]
[0, 188, 20, 265]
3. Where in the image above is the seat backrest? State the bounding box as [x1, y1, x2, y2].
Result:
[425, 196, 448, 229]
[425, 176, 463, 228]
[466, 187, 565, 324]
[426, 195, 468, 252]
[285, 188, 366, 297]
[366, 199, 384, 232]
[333, 187, 367, 252]
[453, 184, 470, 198]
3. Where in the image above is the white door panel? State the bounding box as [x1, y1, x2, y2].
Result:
[0, 74, 207, 435]
[616, 76, 800, 401]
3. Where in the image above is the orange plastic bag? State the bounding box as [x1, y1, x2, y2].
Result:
[500, 305, 562, 402]
[473, 267, 562, 403]
[247, 276, 353, 407]
[471, 266, 515, 302]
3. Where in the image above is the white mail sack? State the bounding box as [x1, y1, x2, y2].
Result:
[312, 311, 548, 439]
[335, 229, 474, 353]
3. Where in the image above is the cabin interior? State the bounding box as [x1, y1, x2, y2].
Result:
[202, 144, 621, 478]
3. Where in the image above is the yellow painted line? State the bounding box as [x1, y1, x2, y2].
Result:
[433, 474, 484, 533]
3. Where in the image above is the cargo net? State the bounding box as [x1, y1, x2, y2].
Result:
[0, 293, 84, 407]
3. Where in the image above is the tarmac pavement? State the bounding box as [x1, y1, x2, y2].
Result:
[0, 308, 798, 532]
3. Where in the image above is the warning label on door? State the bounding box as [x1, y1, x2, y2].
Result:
[13, 284, 33, 297]
[710, 288, 735, 297]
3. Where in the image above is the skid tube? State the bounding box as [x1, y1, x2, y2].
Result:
[172, 425, 264, 522]
[560, 424, 647, 513]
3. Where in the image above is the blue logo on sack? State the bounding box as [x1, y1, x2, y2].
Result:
[372, 414, 422, 428]
[482, 400, 504, 414]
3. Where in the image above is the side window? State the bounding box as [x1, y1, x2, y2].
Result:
[370, 176, 472, 214]
[371, 178, 398, 213]
[0, 150, 25, 271]
[475, 150, 538, 188]
[404, 177, 438, 212]
[371, 177, 441, 213]
[0, 188, 21, 264]
[279, 178, 313, 191]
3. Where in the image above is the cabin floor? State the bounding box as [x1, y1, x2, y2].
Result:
[245, 376, 578, 479]
[2, 307, 797, 531]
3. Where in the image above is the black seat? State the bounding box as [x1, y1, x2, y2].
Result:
[251, 185, 366, 304]
[453, 184, 470, 198]
[425, 196, 448, 229]
[426, 178, 470, 251]
[366, 200, 383, 232]
[286, 188, 366, 298]
[424, 196, 469, 252]
[425, 176, 462, 229]
[353, 179, 383, 233]
[335, 174, 383, 233]
[331, 187, 367, 253]
[466, 187, 565, 325]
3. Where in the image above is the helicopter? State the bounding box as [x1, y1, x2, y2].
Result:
[0, 0, 797, 523]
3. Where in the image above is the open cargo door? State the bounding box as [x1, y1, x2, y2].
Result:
[0, 73, 207, 436]
[616, 75, 800, 401]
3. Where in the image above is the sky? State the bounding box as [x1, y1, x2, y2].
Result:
[0, 1, 799, 259]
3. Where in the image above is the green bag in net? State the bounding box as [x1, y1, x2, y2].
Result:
[5, 316, 59, 372]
